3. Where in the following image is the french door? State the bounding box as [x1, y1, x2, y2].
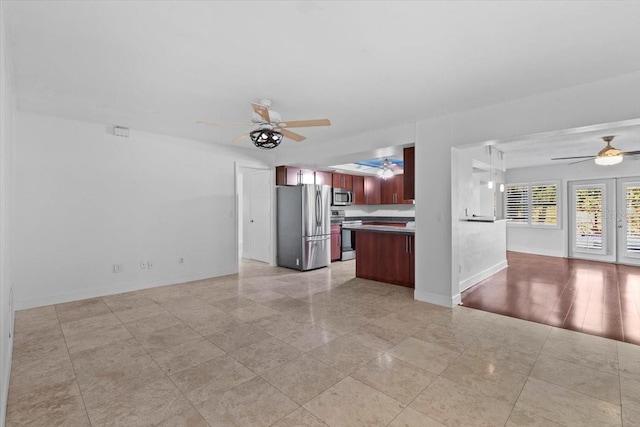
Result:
[568, 177, 640, 266]
[617, 178, 640, 265]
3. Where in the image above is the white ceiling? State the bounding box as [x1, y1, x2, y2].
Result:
[493, 120, 640, 169]
[4, 1, 640, 153]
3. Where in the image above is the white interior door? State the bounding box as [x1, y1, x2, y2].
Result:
[616, 177, 640, 266]
[247, 170, 271, 263]
[568, 179, 616, 263]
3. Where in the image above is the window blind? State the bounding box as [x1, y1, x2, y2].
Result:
[626, 185, 640, 254]
[506, 185, 529, 223]
[574, 187, 603, 250]
[531, 184, 558, 226]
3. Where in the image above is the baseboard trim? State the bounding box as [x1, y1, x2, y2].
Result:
[1, 336, 12, 427]
[507, 246, 564, 258]
[414, 290, 459, 308]
[459, 260, 509, 293]
[14, 271, 233, 310]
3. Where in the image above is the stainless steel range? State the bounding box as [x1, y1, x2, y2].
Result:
[340, 219, 362, 261]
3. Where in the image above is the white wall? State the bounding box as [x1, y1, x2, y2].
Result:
[455, 146, 507, 292]
[13, 112, 271, 309]
[0, 5, 16, 424]
[415, 71, 640, 307]
[506, 159, 640, 257]
[274, 122, 416, 168]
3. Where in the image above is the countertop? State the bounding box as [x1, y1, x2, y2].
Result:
[460, 217, 509, 223]
[345, 216, 415, 223]
[341, 224, 415, 235]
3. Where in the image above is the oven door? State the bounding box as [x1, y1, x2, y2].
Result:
[341, 228, 356, 260]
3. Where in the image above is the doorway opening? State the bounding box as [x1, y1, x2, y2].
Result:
[236, 164, 274, 267]
[569, 177, 640, 266]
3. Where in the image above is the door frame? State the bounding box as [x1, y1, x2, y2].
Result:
[616, 176, 640, 266]
[567, 179, 616, 263]
[234, 162, 276, 268]
[567, 176, 640, 266]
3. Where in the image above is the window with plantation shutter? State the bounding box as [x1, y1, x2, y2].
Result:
[506, 185, 529, 223]
[531, 184, 558, 226]
[625, 185, 640, 255]
[505, 181, 560, 227]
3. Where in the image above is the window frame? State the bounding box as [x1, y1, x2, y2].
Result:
[505, 181, 561, 229]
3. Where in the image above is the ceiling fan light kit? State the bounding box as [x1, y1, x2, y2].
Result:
[198, 99, 331, 149]
[594, 153, 623, 166]
[249, 128, 283, 149]
[377, 159, 395, 179]
[551, 135, 638, 166]
[594, 136, 623, 165]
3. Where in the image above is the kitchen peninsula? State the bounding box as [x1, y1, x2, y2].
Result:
[341, 223, 415, 288]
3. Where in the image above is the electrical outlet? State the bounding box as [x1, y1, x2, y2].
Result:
[113, 264, 124, 273]
[178, 257, 184, 265]
[140, 261, 147, 270]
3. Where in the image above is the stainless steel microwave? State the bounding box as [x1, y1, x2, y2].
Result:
[332, 188, 354, 206]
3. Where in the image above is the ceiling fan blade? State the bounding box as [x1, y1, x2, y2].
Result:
[233, 133, 250, 142]
[280, 128, 306, 142]
[197, 120, 253, 126]
[622, 150, 640, 156]
[251, 103, 271, 123]
[551, 155, 596, 160]
[568, 158, 595, 165]
[276, 119, 331, 128]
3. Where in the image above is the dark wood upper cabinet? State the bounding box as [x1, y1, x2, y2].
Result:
[380, 175, 398, 204]
[403, 146, 415, 200]
[380, 175, 412, 205]
[364, 176, 381, 205]
[276, 166, 329, 186]
[276, 166, 299, 186]
[332, 173, 353, 190]
[314, 171, 332, 186]
[352, 175, 365, 205]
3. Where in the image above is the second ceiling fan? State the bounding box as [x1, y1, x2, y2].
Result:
[551, 135, 640, 166]
[198, 100, 331, 149]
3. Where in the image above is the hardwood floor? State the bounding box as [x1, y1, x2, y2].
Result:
[462, 251, 640, 345]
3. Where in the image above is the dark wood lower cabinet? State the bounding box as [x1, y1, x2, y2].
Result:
[355, 231, 414, 288]
[330, 225, 341, 262]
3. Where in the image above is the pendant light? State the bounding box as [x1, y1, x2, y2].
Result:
[487, 146, 494, 189]
[499, 151, 505, 192]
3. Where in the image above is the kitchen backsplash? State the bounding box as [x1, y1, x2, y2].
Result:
[343, 204, 415, 217]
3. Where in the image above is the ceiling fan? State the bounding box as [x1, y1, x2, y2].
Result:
[197, 100, 331, 149]
[551, 135, 640, 166]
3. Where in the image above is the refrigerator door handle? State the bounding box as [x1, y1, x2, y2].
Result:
[315, 190, 321, 227]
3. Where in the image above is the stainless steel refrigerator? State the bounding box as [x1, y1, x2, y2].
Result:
[277, 184, 331, 271]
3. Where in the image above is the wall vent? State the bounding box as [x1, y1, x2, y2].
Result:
[113, 126, 130, 137]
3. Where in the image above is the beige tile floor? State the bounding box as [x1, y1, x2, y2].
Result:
[7, 260, 640, 426]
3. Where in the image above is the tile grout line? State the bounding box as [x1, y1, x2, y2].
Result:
[53, 304, 95, 427]
[378, 307, 481, 427]
[502, 324, 554, 427]
[112, 297, 216, 426]
[616, 342, 623, 426]
[381, 321, 477, 427]
[614, 265, 626, 343]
